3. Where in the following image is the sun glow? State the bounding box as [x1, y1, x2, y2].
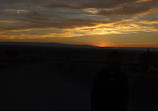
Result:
[94, 43, 111, 47]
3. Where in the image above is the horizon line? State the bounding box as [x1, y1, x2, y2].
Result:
[0, 41, 157, 49]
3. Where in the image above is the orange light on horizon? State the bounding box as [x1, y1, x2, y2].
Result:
[93, 43, 111, 47]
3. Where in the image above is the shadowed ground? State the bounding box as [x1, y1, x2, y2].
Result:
[1, 61, 92, 111]
[1, 61, 158, 111]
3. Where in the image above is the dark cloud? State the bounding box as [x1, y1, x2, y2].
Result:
[25, 12, 52, 21]
[0, 0, 157, 10]
[98, 5, 151, 16]
[81, 0, 139, 8]
[0, 12, 122, 31]
[96, 0, 158, 16]
[43, 0, 141, 9]
[141, 18, 158, 21]
[44, 1, 82, 9]
[0, 0, 157, 33]
[138, 13, 158, 22]
[21, 18, 120, 30]
[0, 0, 45, 4]
[40, 0, 158, 18]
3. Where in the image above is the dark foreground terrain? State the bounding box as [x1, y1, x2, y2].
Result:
[0, 44, 158, 111]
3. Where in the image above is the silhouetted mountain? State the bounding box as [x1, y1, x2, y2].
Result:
[0, 42, 157, 51]
[0, 42, 98, 48]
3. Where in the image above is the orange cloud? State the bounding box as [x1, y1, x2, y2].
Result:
[2, 9, 28, 13]
[139, 19, 158, 24]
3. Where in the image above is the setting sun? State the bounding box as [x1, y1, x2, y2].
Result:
[94, 43, 111, 47]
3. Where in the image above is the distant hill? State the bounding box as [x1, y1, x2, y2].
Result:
[0, 42, 157, 51]
[0, 42, 98, 48]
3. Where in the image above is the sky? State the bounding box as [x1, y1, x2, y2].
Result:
[0, 0, 158, 47]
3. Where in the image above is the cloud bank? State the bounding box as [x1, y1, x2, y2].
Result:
[0, 0, 158, 47]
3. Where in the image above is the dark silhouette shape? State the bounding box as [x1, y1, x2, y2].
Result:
[138, 49, 151, 72]
[91, 51, 128, 111]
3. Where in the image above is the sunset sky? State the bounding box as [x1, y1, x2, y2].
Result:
[0, 0, 158, 47]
